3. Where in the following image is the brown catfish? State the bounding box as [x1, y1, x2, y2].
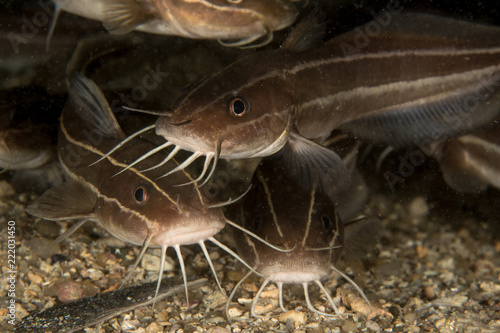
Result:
[0, 115, 55, 171]
[52, 0, 298, 47]
[149, 13, 500, 195]
[26, 74, 256, 307]
[225, 158, 373, 317]
[430, 120, 500, 193]
[0, 99, 58, 171]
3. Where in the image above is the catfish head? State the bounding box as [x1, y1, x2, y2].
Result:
[156, 51, 295, 160]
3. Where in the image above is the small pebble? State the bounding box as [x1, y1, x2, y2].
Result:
[146, 322, 164, 333]
[141, 253, 175, 271]
[403, 312, 417, 325]
[253, 300, 276, 315]
[416, 245, 428, 258]
[0, 180, 16, 197]
[57, 282, 83, 303]
[205, 316, 226, 324]
[473, 259, 494, 275]
[437, 257, 455, 271]
[237, 297, 253, 305]
[27, 272, 44, 285]
[408, 196, 428, 220]
[227, 306, 243, 317]
[279, 310, 307, 325]
[341, 320, 359, 332]
[56, 280, 99, 303]
[424, 285, 437, 299]
[365, 320, 381, 332]
[479, 281, 500, 293]
[260, 288, 278, 298]
[339, 286, 371, 317]
[202, 290, 227, 309]
[431, 295, 468, 307]
[206, 328, 231, 333]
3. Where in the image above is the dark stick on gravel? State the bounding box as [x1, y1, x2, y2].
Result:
[15, 278, 207, 333]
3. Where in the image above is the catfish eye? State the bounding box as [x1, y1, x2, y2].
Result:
[321, 215, 331, 230]
[229, 97, 249, 117]
[133, 185, 149, 205]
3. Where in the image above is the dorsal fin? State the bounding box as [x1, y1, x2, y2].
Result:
[68, 73, 126, 140]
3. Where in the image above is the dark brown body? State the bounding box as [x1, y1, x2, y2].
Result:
[27, 75, 229, 306]
[226, 158, 352, 316]
[54, 76, 225, 248]
[231, 159, 344, 280]
[54, 0, 298, 45]
[157, 13, 500, 157]
[432, 120, 500, 193]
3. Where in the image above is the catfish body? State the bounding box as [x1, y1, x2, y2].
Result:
[27, 75, 228, 304]
[231, 160, 344, 279]
[155, 13, 500, 192]
[226, 158, 372, 316]
[0, 97, 58, 171]
[53, 0, 298, 46]
[0, 115, 55, 171]
[50, 75, 225, 247]
[431, 120, 500, 193]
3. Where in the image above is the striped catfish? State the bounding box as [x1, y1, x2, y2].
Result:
[26, 74, 266, 307]
[225, 158, 374, 317]
[430, 120, 500, 193]
[51, 0, 298, 47]
[144, 13, 500, 194]
[0, 98, 57, 171]
[0, 113, 55, 171]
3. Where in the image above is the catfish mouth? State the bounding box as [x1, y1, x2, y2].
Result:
[169, 119, 192, 126]
[265, 271, 326, 284]
[156, 225, 223, 246]
[260, 263, 329, 284]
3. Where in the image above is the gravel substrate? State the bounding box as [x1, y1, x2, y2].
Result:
[1, 166, 499, 332]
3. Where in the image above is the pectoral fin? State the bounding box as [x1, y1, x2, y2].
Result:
[342, 217, 381, 260]
[102, 0, 156, 34]
[283, 133, 351, 196]
[26, 181, 97, 221]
